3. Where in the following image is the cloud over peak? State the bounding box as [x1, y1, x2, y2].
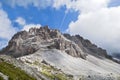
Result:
[15, 16, 41, 32]
[66, 0, 120, 53]
[22, 24, 41, 31]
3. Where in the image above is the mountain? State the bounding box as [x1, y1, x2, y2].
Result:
[0, 26, 120, 80]
[112, 53, 120, 59]
[112, 53, 120, 62]
[1, 26, 87, 59]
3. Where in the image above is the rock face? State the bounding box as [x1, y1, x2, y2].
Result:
[112, 53, 120, 63]
[1, 26, 87, 59]
[64, 34, 108, 58]
[112, 53, 120, 59]
[1, 26, 114, 60]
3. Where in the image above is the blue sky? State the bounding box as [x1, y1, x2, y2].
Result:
[0, 0, 120, 54]
[0, 0, 78, 32]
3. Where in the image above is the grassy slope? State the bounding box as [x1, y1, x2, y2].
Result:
[0, 76, 4, 80]
[0, 61, 36, 80]
[32, 61, 73, 80]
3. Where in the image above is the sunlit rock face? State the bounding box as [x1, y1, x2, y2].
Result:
[1, 26, 87, 59]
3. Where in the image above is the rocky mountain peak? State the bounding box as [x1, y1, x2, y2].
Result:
[1, 26, 113, 61]
[27, 26, 61, 40]
[1, 26, 87, 59]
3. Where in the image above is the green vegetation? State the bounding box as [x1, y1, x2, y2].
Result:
[41, 69, 55, 79]
[26, 60, 73, 80]
[33, 61, 39, 65]
[0, 76, 4, 80]
[40, 63, 73, 80]
[55, 73, 69, 80]
[41, 64, 57, 71]
[0, 61, 36, 80]
[41, 69, 69, 80]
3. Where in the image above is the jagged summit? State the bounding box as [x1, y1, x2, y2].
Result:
[1, 26, 87, 58]
[1, 26, 111, 59]
[0, 26, 113, 60]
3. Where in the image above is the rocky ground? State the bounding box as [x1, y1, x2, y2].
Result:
[18, 48, 120, 80]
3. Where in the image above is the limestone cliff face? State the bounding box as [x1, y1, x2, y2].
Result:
[1, 26, 113, 60]
[1, 26, 87, 59]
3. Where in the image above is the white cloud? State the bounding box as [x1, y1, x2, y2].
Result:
[15, 17, 41, 31]
[15, 17, 41, 32]
[66, 0, 120, 53]
[4, 0, 110, 12]
[68, 7, 120, 53]
[53, 0, 71, 10]
[0, 4, 17, 49]
[5, 0, 53, 9]
[15, 17, 26, 26]
[53, 0, 110, 13]
[0, 8, 16, 40]
[22, 24, 41, 31]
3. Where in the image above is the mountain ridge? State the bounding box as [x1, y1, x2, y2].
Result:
[1, 26, 87, 59]
[1, 26, 111, 59]
[0, 26, 120, 80]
